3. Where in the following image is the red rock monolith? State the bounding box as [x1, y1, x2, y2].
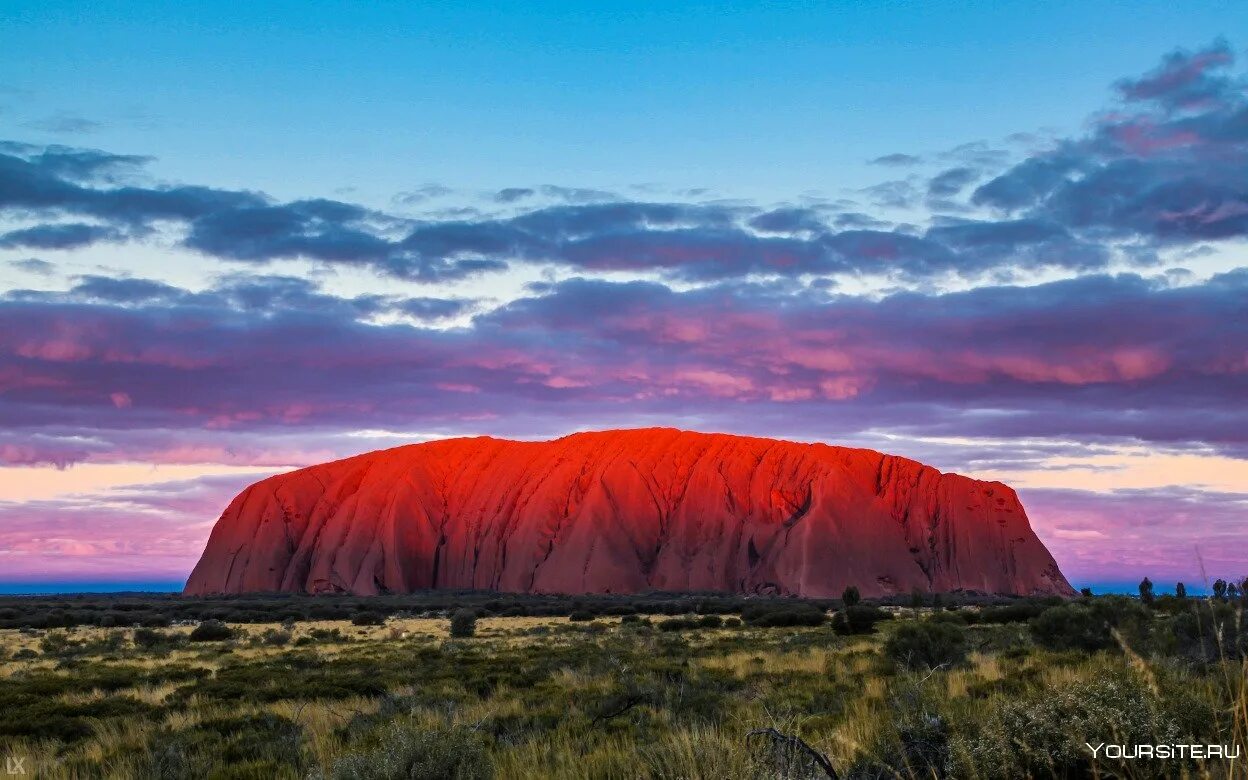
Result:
[184, 428, 1074, 597]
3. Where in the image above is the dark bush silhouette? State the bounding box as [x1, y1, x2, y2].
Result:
[741, 602, 827, 628]
[1138, 577, 1155, 606]
[1166, 601, 1247, 662]
[978, 600, 1050, 624]
[189, 620, 234, 642]
[831, 605, 890, 635]
[886, 620, 968, 670]
[450, 609, 477, 638]
[1029, 605, 1112, 652]
[842, 585, 861, 607]
[133, 628, 178, 651]
[351, 610, 386, 626]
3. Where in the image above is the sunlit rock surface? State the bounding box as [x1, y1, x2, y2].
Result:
[185, 428, 1074, 598]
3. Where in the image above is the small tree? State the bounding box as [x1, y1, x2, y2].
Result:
[1080, 587, 1094, 598]
[1213, 579, 1228, 601]
[1229, 581, 1242, 601]
[1138, 577, 1155, 606]
[449, 608, 477, 638]
[842, 585, 861, 608]
[1175, 582, 1187, 599]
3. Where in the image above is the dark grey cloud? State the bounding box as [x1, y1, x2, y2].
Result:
[1, 143, 151, 183]
[869, 153, 922, 167]
[927, 166, 980, 198]
[0, 222, 124, 250]
[494, 187, 535, 203]
[1114, 38, 1235, 111]
[0, 144, 264, 222]
[394, 296, 476, 320]
[748, 207, 828, 234]
[68, 275, 187, 304]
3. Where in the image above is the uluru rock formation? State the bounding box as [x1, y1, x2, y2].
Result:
[185, 429, 1074, 598]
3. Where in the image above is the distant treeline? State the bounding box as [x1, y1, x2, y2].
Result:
[0, 589, 1029, 630]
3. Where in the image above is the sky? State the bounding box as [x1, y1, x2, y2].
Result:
[1, 2, 1246, 593]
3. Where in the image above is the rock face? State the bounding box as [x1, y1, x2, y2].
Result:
[184, 428, 1074, 598]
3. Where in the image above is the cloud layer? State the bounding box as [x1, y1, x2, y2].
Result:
[1, 42, 1241, 285]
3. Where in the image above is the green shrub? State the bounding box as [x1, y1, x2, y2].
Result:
[1165, 601, 1247, 662]
[189, 619, 235, 642]
[142, 713, 304, 778]
[831, 605, 890, 635]
[134, 627, 183, 651]
[327, 720, 491, 780]
[928, 610, 967, 625]
[742, 603, 827, 627]
[978, 600, 1049, 624]
[885, 620, 968, 670]
[450, 609, 477, 638]
[950, 669, 1216, 779]
[1029, 604, 1113, 652]
[261, 628, 292, 646]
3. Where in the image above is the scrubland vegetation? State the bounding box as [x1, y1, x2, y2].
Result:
[0, 589, 1245, 778]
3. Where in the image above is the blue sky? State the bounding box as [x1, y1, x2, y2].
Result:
[1, 3, 1247, 593]
[4, 1, 1244, 204]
